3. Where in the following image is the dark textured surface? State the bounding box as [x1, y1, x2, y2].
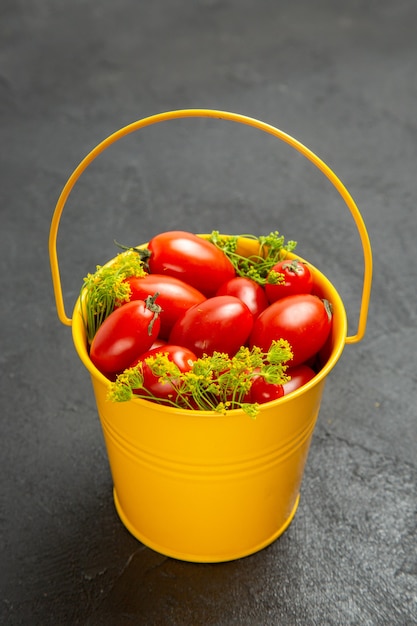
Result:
[1, 1, 417, 624]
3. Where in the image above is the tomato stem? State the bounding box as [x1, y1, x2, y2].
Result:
[323, 298, 333, 321]
[144, 292, 162, 336]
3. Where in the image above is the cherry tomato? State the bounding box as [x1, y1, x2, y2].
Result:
[123, 274, 206, 339]
[283, 365, 316, 395]
[249, 294, 332, 367]
[89, 299, 161, 375]
[265, 259, 313, 303]
[131, 344, 197, 402]
[146, 231, 236, 296]
[169, 295, 253, 357]
[215, 276, 268, 318]
[249, 376, 284, 404]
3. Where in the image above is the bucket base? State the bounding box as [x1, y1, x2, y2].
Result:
[113, 488, 300, 563]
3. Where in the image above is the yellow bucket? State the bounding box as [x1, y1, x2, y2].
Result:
[49, 110, 372, 563]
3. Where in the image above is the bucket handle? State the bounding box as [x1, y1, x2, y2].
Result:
[49, 109, 372, 344]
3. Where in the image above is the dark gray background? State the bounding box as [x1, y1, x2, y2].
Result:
[1, 1, 416, 624]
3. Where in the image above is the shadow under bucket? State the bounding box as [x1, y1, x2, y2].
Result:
[49, 110, 372, 563]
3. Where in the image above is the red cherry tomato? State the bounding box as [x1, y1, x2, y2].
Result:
[216, 276, 268, 318]
[123, 274, 206, 339]
[250, 376, 284, 404]
[283, 365, 316, 395]
[90, 299, 161, 375]
[249, 294, 332, 367]
[169, 295, 254, 357]
[146, 231, 236, 297]
[265, 259, 313, 303]
[131, 344, 197, 402]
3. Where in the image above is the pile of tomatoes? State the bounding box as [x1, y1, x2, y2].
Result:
[87, 231, 333, 407]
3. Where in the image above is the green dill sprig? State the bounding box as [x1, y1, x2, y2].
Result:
[81, 249, 147, 344]
[108, 340, 293, 418]
[207, 231, 297, 286]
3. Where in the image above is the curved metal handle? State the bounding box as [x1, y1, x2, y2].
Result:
[49, 108, 372, 343]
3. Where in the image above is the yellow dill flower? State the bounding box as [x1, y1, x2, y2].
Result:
[108, 365, 144, 402]
[145, 353, 181, 380]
